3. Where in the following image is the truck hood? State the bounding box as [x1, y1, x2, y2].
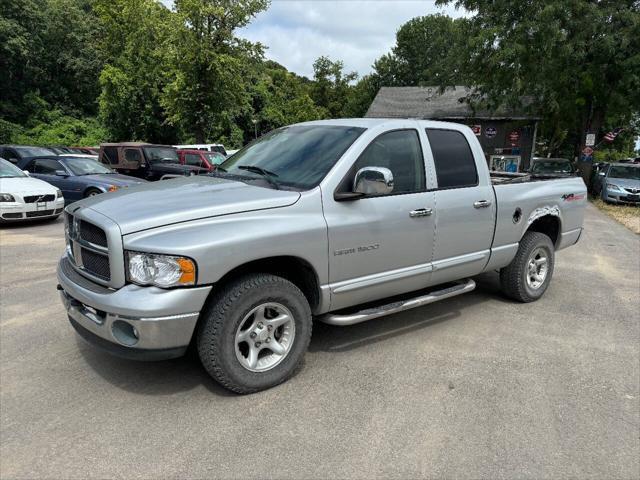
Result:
[77, 176, 301, 234]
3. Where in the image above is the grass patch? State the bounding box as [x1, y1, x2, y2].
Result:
[590, 198, 640, 234]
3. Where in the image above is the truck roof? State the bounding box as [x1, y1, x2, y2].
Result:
[292, 118, 469, 130]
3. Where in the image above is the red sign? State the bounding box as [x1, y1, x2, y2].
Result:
[508, 130, 520, 146]
[470, 125, 481, 136]
[582, 146, 593, 156]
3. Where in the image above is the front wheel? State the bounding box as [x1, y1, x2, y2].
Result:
[197, 273, 312, 394]
[500, 231, 555, 302]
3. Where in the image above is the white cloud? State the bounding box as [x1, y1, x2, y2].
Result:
[238, 0, 467, 78]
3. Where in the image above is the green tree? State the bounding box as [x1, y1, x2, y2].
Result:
[162, 0, 269, 143]
[94, 0, 176, 142]
[437, 0, 640, 164]
[311, 56, 358, 118]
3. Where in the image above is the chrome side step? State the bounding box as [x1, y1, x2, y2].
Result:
[319, 279, 476, 326]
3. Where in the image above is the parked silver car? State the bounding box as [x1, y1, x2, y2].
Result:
[593, 163, 640, 204]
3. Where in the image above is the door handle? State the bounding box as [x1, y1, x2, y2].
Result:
[409, 208, 433, 218]
[473, 200, 492, 209]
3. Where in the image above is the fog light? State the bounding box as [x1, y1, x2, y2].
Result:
[111, 320, 139, 346]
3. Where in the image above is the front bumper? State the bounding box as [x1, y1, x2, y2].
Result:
[603, 189, 640, 204]
[0, 198, 64, 221]
[57, 256, 212, 360]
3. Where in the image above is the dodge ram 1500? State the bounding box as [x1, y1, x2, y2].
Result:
[57, 119, 587, 393]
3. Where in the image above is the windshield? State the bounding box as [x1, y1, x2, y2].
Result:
[609, 165, 640, 180]
[205, 152, 226, 165]
[143, 147, 179, 163]
[64, 157, 113, 175]
[0, 159, 27, 178]
[532, 160, 573, 174]
[16, 147, 54, 157]
[221, 125, 366, 190]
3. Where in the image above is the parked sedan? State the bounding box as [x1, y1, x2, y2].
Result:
[594, 163, 640, 204]
[18, 155, 146, 204]
[0, 158, 65, 222]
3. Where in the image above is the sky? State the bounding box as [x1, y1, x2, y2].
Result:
[237, 0, 466, 78]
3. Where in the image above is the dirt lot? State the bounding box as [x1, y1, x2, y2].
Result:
[1, 204, 639, 479]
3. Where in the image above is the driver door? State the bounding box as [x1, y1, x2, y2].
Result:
[322, 129, 436, 310]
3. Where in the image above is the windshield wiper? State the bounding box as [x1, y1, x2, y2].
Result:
[237, 165, 280, 189]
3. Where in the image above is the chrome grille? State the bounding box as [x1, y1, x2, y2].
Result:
[79, 220, 107, 247]
[80, 249, 111, 280]
[24, 194, 55, 203]
[66, 212, 111, 282]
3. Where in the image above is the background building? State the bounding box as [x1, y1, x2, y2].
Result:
[366, 86, 540, 172]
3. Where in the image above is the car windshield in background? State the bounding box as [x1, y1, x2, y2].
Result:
[64, 157, 113, 175]
[0, 158, 27, 178]
[532, 160, 573, 173]
[16, 147, 54, 157]
[205, 152, 226, 165]
[144, 147, 179, 163]
[609, 165, 640, 180]
[221, 125, 366, 190]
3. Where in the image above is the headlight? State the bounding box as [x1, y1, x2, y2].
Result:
[0, 193, 15, 202]
[107, 185, 119, 192]
[56, 189, 63, 199]
[606, 183, 621, 191]
[126, 252, 196, 287]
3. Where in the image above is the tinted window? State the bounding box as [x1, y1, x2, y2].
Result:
[103, 147, 119, 164]
[185, 154, 203, 167]
[64, 157, 112, 175]
[34, 159, 64, 174]
[222, 125, 366, 190]
[426, 129, 478, 189]
[609, 165, 640, 180]
[124, 148, 142, 163]
[353, 130, 425, 194]
[0, 159, 27, 177]
[15, 147, 54, 157]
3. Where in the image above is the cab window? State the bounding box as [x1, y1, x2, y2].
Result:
[33, 158, 64, 174]
[124, 148, 142, 163]
[352, 129, 425, 195]
[185, 154, 203, 167]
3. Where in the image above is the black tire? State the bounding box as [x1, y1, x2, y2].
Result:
[197, 273, 312, 394]
[84, 188, 101, 198]
[499, 231, 555, 303]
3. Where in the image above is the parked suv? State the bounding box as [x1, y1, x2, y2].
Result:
[99, 143, 208, 180]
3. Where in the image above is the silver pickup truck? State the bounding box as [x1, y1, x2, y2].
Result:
[57, 119, 587, 393]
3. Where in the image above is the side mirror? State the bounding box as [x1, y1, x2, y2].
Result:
[22, 170, 30, 176]
[55, 170, 68, 177]
[354, 167, 394, 195]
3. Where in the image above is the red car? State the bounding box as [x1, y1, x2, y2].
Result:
[177, 149, 226, 172]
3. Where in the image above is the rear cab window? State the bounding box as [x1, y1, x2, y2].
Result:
[425, 129, 478, 189]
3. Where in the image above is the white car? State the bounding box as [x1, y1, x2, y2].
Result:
[0, 158, 65, 222]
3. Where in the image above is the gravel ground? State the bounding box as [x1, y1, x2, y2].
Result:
[591, 198, 640, 234]
[1, 203, 638, 479]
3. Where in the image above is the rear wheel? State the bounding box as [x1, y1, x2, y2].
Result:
[197, 273, 312, 394]
[500, 231, 555, 302]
